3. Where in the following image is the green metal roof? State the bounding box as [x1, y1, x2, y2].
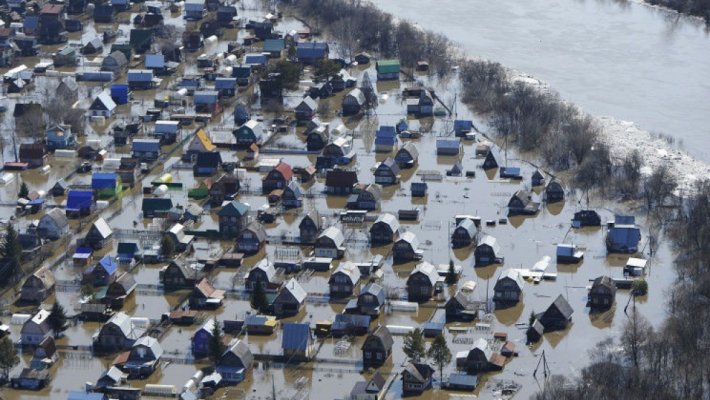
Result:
[263, 39, 285, 53]
[376, 59, 400, 74]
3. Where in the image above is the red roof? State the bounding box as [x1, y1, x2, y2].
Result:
[41, 4, 64, 14]
[274, 162, 293, 181]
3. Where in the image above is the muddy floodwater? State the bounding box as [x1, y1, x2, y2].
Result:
[0, 1, 679, 399]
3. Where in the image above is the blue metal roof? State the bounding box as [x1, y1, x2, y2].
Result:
[297, 42, 328, 59]
[67, 190, 93, 210]
[244, 53, 267, 65]
[23, 15, 39, 30]
[333, 314, 370, 328]
[454, 119, 473, 132]
[132, 139, 161, 152]
[436, 139, 460, 149]
[97, 255, 118, 275]
[92, 172, 118, 189]
[67, 391, 107, 400]
[281, 323, 310, 351]
[215, 77, 236, 89]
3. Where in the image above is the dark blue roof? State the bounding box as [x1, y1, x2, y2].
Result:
[67, 190, 93, 210]
[281, 323, 310, 351]
[437, 139, 460, 149]
[76, 247, 93, 255]
[215, 77, 236, 89]
[297, 42, 328, 59]
[377, 126, 396, 138]
[132, 139, 161, 152]
[68, 391, 107, 400]
[24, 15, 39, 30]
[92, 172, 118, 189]
[245, 54, 267, 65]
[454, 119, 473, 132]
[28, 199, 45, 206]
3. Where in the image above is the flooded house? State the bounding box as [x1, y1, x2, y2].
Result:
[556, 243, 584, 263]
[353, 282, 386, 316]
[245, 259, 279, 290]
[127, 69, 155, 90]
[92, 312, 142, 354]
[262, 161, 293, 193]
[20, 267, 55, 304]
[245, 314, 278, 335]
[234, 119, 264, 148]
[342, 88, 365, 116]
[606, 215, 642, 253]
[315, 226, 346, 259]
[210, 174, 240, 206]
[401, 362, 434, 396]
[375, 126, 397, 153]
[21, 309, 53, 347]
[493, 269, 524, 306]
[376, 59, 400, 80]
[326, 168, 358, 195]
[347, 184, 381, 211]
[141, 198, 173, 219]
[83, 255, 119, 286]
[89, 91, 117, 118]
[538, 294, 574, 332]
[189, 277, 225, 309]
[131, 138, 161, 161]
[307, 126, 329, 151]
[369, 213, 400, 245]
[191, 318, 216, 358]
[331, 314, 371, 337]
[374, 158, 400, 185]
[153, 120, 180, 144]
[216, 340, 254, 384]
[451, 218, 477, 248]
[11, 369, 50, 390]
[194, 90, 220, 114]
[474, 235, 502, 266]
[84, 217, 113, 249]
[362, 325, 394, 368]
[272, 278, 307, 317]
[508, 190, 540, 216]
[237, 222, 267, 254]
[217, 200, 250, 238]
[454, 119, 474, 137]
[167, 223, 194, 252]
[572, 209, 601, 227]
[526, 319, 545, 345]
[462, 338, 505, 374]
[194, 152, 222, 176]
[532, 170, 545, 187]
[31, 336, 57, 369]
[282, 323, 315, 361]
[45, 124, 75, 150]
[117, 242, 141, 264]
[545, 180, 565, 203]
[296, 42, 329, 64]
[102, 272, 137, 309]
[393, 231, 423, 263]
[160, 260, 205, 290]
[329, 261, 361, 298]
[282, 180, 303, 209]
[407, 261, 441, 303]
[92, 173, 121, 198]
[588, 276, 617, 310]
[295, 96, 318, 121]
[36, 208, 69, 240]
[38, 3, 67, 44]
[299, 210, 322, 243]
[101, 50, 129, 74]
[395, 142, 419, 168]
[124, 337, 163, 379]
[19, 143, 47, 167]
[411, 182, 428, 197]
[436, 139, 461, 156]
[445, 291, 478, 322]
[324, 136, 352, 159]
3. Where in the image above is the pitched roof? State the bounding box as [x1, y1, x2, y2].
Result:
[397, 231, 419, 248]
[30, 267, 55, 290]
[222, 340, 253, 369]
[403, 362, 433, 383]
[190, 129, 217, 153]
[497, 269, 524, 289]
[105, 311, 137, 339]
[41, 208, 69, 230]
[369, 325, 393, 351]
[330, 261, 360, 285]
[248, 259, 275, 282]
[273, 161, 294, 181]
[91, 218, 113, 239]
[325, 169, 358, 187]
[194, 278, 225, 300]
[241, 221, 267, 242]
[546, 294, 574, 319]
[373, 213, 399, 233]
[281, 323, 311, 351]
[132, 336, 163, 359]
[96, 255, 118, 275]
[218, 200, 250, 217]
[411, 261, 439, 286]
[318, 226, 344, 246]
[477, 235, 500, 253]
[361, 282, 385, 305]
[280, 278, 307, 303]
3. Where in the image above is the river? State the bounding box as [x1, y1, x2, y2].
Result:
[370, 0, 710, 163]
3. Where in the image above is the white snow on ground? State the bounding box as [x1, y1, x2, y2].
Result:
[505, 68, 709, 194]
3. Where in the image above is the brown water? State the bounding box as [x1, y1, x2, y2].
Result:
[0, 1, 679, 399]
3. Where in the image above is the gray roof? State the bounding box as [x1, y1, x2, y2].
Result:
[361, 282, 385, 305]
[397, 231, 420, 248]
[95, 91, 117, 111]
[318, 226, 344, 247]
[373, 213, 399, 233]
[471, 337, 492, 361]
[497, 269, 524, 289]
[132, 336, 163, 359]
[330, 261, 361, 285]
[548, 294, 574, 319]
[455, 218, 476, 237]
[241, 221, 267, 242]
[345, 88, 365, 105]
[297, 96, 317, 111]
[369, 325, 393, 351]
[281, 278, 307, 303]
[104, 311, 138, 339]
[223, 339, 253, 369]
[91, 217, 113, 239]
[478, 235, 500, 254]
[411, 261, 439, 285]
[398, 142, 418, 160]
[41, 208, 69, 230]
[249, 259, 275, 282]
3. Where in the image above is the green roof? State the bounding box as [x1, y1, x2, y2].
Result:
[376, 59, 400, 74]
[263, 39, 285, 53]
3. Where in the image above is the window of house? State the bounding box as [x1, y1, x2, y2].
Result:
[365, 351, 371, 359]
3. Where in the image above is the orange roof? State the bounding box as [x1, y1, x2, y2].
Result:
[195, 278, 225, 299]
[112, 351, 130, 366]
[274, 161, 293, 181]
[41, 4, 64, 14]
[196, 128, 216, 152]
